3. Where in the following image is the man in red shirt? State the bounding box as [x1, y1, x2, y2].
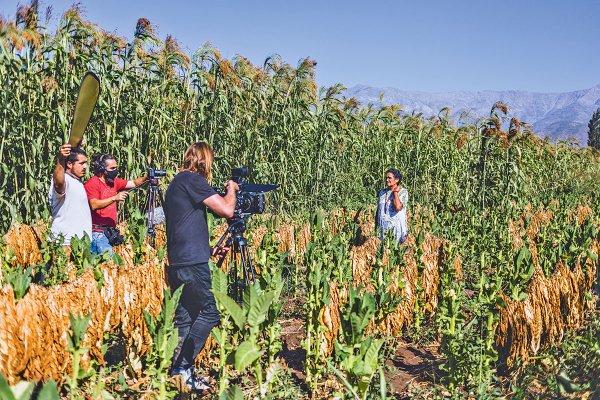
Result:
[84, 153, 147, 254]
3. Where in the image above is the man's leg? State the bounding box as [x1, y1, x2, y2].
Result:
[171, 263, 220, 371]
[168, 265, 199, 373]
[91, 231, 113, 255]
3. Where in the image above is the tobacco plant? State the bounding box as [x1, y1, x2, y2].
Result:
[65, 312, 92, 400]
[211, 266, 284, 397]
[142, 286, 182, 399]
[302, 216, 335, 395]
[2, 265, 32, 301]
[332, 287, 386, 399]
[0, 373, 60, 400]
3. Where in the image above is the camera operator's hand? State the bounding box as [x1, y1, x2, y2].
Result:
[211, 246, 230, 257]
[204, 180, 239, 219]
[113, 191, 128, 202]
[225, 180, 240, 193]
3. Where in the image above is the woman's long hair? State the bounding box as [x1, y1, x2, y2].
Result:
[183, 142, 213, 181]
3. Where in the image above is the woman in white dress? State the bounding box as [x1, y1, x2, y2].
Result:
[376, 168, 408, 244]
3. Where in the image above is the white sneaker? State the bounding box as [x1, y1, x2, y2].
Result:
[172, 367, 210, 392]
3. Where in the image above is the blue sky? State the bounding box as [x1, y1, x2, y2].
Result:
[1, 0, 599, 92]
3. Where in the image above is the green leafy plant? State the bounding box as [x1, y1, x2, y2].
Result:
[509, 245, 532, 301]
[143, 286, 183, 399]
[0, 373, 59, 400]
[70, 233, 110, 289]
[212, 266, 284, 397]
[302, 218, 335, 395]
[125, 209, 148, 264]
[65, 312, 92, 400]
[38, 235, 69, 287]
[332, 286, 386, 399]
[4, 266, 32, 301]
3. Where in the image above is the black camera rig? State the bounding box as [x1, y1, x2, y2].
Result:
[215, 167, 278, 218]
[147, 167, 166, 180]
[214, 167, 278, 301]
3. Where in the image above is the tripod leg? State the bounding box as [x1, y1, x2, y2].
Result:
[145, 188, 156, 246]
[157, 186, 165, 209]
[244, 244, 258, 284]
[214, 224, 238, 271]
[238, 243, 255, 286]
[239, 243, 250, 286]
[238, 243, 267, 341]
[151, 186, 166, 246]
[232, 242, 243, 302]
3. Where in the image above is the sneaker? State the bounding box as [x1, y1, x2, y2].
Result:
[171, 367, 210, 392]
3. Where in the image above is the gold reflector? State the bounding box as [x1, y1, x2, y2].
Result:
[69, 71, 100, 147]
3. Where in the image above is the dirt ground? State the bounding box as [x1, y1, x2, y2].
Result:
[279, 313, 443, 399]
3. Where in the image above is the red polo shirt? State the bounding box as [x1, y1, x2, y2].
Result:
[84, 175, 128, 228]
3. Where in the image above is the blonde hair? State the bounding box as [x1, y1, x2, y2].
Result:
[183, 142, 213, 181]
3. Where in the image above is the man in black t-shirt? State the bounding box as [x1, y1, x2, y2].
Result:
[164, 142, 238, 392]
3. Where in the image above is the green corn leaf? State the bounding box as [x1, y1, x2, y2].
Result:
[211, 327, 224, 346]
[68, 312, 91, 350]
[164, 330, 179, 366]
[11, 380, 34, 400]
[242, 282, 256, 314]
[142, 309, 157, 337]
[379, 366, 387, 400]
[520, 261, 534, 281]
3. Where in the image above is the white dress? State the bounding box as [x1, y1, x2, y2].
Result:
[377, 188, 408, 244]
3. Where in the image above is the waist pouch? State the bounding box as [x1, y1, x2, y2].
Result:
[103, 226, 125, 246]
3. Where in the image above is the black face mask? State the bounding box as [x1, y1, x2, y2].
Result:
[105, 169, 118, 181]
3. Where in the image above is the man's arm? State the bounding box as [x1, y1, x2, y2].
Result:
[203, 180, 239, 219]
[89, 192, 127, 210]
[52, 144, 71, 195]
[125, 175, 148, 190]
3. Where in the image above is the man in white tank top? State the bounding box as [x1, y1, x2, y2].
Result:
[48, 144, 92, 245]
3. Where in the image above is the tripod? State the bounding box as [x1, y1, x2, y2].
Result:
[215, 217, 258, 302]
[127, 177, 165, 246]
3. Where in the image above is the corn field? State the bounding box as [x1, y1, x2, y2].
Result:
[1, 3, 600, 399]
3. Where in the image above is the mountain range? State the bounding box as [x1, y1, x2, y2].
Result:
[345, 84, 600, 145]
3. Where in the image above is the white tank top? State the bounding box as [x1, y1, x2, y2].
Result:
[48, 174, 92, 245]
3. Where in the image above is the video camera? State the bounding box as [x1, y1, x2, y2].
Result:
[147, 167, 166, 179]
[218, 167, 278, 218]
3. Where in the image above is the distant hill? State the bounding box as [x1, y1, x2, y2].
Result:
[345, 84, 600, 145]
